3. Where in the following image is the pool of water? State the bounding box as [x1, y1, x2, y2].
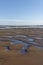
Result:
[0, 33, 43, 54]
[10, 40, 30, 53]
[3, 46, 10, 51]
[6, 33, 11, 34]
[14, 35, 34, 42]
[15, 35, 27, 38]
[10, 40, 27, 45]
[35, 37, 42, 40]
[7, 36, 14, 38]
[0, 38, 5, 41]
[28, 41, 38, 44]
[0, 38, 3, 40]
[16, 32, 22, 34]
[5, 36, 15, 40]
[3, 35, 34, 42]
[20, 49, 28, 54]
[34, 46, 43, 49]
[27, 38, 34, 42]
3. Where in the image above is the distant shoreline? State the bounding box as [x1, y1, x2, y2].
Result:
[0, 25, 43, 29]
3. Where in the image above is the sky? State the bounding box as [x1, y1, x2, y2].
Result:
[0, 0, 43, 25]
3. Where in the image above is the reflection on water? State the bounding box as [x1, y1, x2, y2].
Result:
[27, 38, 34, 42]
[35, 37, 42, 40]
[0, 38, 3, 41]
[6, 33, 11, 34]
[10, 40, 28, 46]
[34, 46, 43, 49]
[10, 40, 31, 54]
[6, 36, 14, 38]
[15, 35, 27, 38]
[0, 34, 43, 54]
[3, 46, 10, 51]
[29, 41, 38, 44]
[20, 48, 28, 54]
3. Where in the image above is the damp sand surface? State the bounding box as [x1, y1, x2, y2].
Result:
[0, 47, 43, 65]
[0, 28, 43, 65]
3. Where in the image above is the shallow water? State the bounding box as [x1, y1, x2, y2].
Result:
[0, 38, 3, 40]
[5, 36, 15, 40]
[0, 34, 43, 54]
[20, 49, 27, 54]
[15, 35, 27, 38]
[27, 38, 34, 42]
[3, 46, 10, 51]
[34, 46, 43, 49]
[6, 33, 11, 34]
[29, 41, 38, 44]
[10, 40, 30, 54]
[35, 37, 42, 40]
[10, 40, 27, 45]
[16, 32, 22, 34]
[0, 38, 4, 41]
[6, 36, 14, 38]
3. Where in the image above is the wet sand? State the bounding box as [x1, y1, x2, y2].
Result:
[0, 47, 43, 65]
[0, 28, 43, 65]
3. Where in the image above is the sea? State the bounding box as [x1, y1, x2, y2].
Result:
[0, 25, 43, 29]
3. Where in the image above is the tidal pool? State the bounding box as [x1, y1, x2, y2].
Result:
[27, 38, 34, 42]
[15, 35, 27, 38]
[6, 33, 11, 34]
[10, 40, 32, 54]
[28, 41, 38, 44]
[7, 36, 14, 38]
[35, 37, 42, 40]
[3, 46, 10, 51]
[0, 38, 3, 41]
[34, 46, 43, 49]
[10, 40, 27, 45]
[20, 48, 28, 54]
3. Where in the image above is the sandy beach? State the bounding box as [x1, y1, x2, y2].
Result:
[0, 28, 43, 65]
